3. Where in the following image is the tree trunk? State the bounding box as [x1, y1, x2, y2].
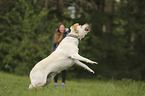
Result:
[104, 0, 113, 33]
[33, 0, 37, 4]
[103, 0, 114, 58]
[44, 0, 48, 9]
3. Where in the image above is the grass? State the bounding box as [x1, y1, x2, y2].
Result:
[0, 72, 145, 96]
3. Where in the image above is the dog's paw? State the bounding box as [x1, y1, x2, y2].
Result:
[86, 59, 98, 64]
[90, 70, 95, 74]
[91, 61, 98, 64]
[91, 70, 95, 74]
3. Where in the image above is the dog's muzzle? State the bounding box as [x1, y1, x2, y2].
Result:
[84, 24, 90, 32]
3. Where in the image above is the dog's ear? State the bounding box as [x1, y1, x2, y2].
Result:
[72, 23, 79, 32]
[73, 23, 79, 31]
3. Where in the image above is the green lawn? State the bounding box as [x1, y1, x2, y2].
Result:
[0, 72, 145, 96]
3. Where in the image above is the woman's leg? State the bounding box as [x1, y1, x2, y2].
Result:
[54, 74, 58, 83]
[62, 70, 66, 84]
[54, 74, 58, 87]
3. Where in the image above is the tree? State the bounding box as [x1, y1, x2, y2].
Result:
[0, 0, 72, 75]
[0, 0, 145, 80]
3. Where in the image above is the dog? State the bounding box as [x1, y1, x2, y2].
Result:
[29, 23, 98, 89]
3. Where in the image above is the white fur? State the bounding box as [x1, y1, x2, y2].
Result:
[29, 23, 98, 89]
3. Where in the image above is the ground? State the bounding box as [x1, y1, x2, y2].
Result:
[0, 72, 145, 96]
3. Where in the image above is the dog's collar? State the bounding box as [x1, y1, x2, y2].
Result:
[66, 34, 79, 40]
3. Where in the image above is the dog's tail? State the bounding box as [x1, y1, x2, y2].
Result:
[29, 84, 33, 89]
[29, 82, 36, 89]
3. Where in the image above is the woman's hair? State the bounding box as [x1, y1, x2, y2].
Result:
[54, 24, 65, 43]
[56, 24, 65, 33]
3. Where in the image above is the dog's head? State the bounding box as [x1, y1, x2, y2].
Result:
[70, 23, 90, 39]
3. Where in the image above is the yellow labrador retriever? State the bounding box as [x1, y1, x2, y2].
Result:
[29, 23, 98, 89]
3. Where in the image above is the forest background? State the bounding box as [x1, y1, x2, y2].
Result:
[0, 0, 145, 81]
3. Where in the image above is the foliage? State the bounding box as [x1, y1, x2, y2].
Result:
[0, 0, 145, 80]
[0, 0, 71, 75]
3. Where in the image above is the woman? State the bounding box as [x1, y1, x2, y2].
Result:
[51, 24, 69, 87]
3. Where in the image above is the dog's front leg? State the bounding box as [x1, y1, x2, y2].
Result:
[75, 60, 95, 73]
[71, 54, 98, 64]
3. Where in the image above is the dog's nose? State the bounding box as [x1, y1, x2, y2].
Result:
[85, 27, 89, 31]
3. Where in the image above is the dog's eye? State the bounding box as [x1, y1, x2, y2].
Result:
[85, 27, 89, 31]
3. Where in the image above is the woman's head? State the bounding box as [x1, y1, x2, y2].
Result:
[57, 24, 65, 33]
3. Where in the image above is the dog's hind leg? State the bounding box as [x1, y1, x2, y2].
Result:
[71, 54, 98, 64]
[30, 73, 47, 88]
[46, 73, 57, 84]
[75, 60, 95, 74]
